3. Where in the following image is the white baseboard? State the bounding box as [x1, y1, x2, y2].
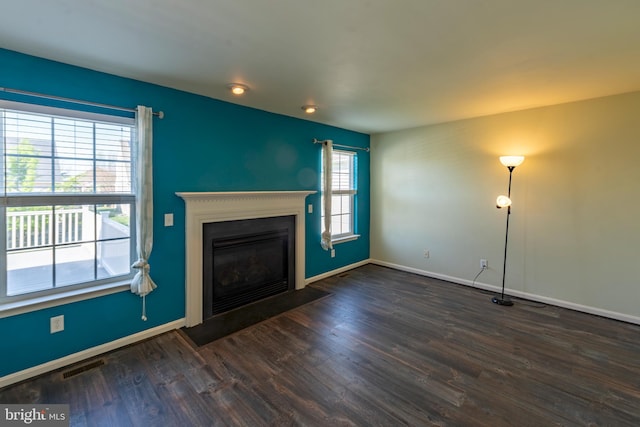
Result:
[5, 259, 638, 389]
[3, 259, 371, 389]
[370, 259, 640, 326]
[306, 259, 371, 284]
[2, 259, 370, 389]
[0, 318, 186, 389]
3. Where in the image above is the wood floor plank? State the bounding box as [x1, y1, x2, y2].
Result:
[1, 264, 639, 426]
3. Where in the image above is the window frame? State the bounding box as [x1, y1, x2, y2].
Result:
[0, 100, 136, 316]
[321, 149, 360, 244]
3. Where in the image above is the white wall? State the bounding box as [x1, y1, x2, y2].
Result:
[371, 91, 640, 322]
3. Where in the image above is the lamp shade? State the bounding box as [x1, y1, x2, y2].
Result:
[496, 195, 512, 208]
[499, 156, 525, 167]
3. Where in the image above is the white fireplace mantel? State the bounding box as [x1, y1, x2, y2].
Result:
[176, 191, 316, 327]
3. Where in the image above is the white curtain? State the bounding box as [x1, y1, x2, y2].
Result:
[321, 140, 333, 251]
[131, 105, 157, 321]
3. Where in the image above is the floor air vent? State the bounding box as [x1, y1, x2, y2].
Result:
[62, 359, 105, 379]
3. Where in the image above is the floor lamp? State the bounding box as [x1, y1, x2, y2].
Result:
[493, 155, 525, 306]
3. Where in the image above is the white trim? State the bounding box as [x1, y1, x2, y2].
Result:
[306, 259, 371, 284]
[370, 259, 640, 326]
[0, 319, 185, 389]
[9, 259, 636, 389]
[0, 282, 130, 319]
[177, 191, 316, 327]
[331, 234, 360, 245]
[0, 99, 135, 124]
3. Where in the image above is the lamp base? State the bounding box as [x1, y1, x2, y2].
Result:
[492, 296, 514, 306]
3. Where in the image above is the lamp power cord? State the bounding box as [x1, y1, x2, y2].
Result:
[470, 265, 546, 308]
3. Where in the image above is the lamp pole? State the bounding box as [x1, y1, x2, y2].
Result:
[493, 165, 515, 306]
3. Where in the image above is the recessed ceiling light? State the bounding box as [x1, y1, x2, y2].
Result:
[227, 83, 249, 95]
[302, 105, 317, 114]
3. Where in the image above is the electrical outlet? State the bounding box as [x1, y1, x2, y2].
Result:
[424, 249, 430, 258]
[480, 259, 488, 269]
[331, 248, 336, 258]
[50, 315, 64, 333]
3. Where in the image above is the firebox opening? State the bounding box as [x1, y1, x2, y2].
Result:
[203, 215, 295, 319]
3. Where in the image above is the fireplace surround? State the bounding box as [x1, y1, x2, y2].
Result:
[177, 191, 315, 327]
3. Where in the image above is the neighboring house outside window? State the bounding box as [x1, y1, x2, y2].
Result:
[321, 149, 359, 243]
[0, 101, 136, 310]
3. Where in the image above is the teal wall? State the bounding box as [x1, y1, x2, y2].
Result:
[0, 48, 370, 377]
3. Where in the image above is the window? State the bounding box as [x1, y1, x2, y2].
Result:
[322, 149, 358, 241]
[1, 101, 135, 306]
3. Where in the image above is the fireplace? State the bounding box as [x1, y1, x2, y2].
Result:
[203, 216, 295, 319]
[177, 191, 315, 327]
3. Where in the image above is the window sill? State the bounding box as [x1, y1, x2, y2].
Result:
[0, 281, 131, 319]
[332, 234, 360, 245]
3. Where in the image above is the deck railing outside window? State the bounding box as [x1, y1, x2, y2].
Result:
[7, 208, 84, 250]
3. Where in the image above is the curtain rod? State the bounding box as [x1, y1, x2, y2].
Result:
[0, 87, 164, 119]
[313, 138, 370, 152]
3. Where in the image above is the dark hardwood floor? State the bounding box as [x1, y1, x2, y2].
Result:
[2, 264, 640, 426]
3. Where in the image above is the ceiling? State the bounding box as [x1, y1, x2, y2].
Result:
[2, 0, 640, 134]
